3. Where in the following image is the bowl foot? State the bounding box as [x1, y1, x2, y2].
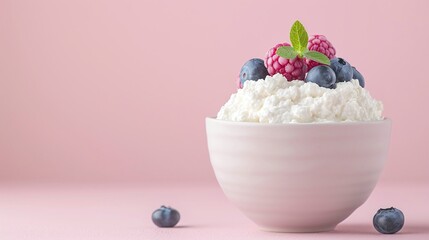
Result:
[259, 225, 337, 233]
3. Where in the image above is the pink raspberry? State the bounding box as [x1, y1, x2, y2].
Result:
[306, 35, 336, 70]
[265, 43, 307, 81]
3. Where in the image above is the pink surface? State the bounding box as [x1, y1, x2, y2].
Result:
[0, 182, 428, 239]
[0, 0, 429, 184]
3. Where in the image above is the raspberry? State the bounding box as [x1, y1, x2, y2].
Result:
[265, 43, 307, 81]
[306, 35, 336, 70]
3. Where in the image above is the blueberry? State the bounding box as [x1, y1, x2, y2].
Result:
[352, 67, 365, 88]
[239, 58, 269, 87]
[305, 65, 337, 89]
[152, 205, 180, 228]
[330, 57, 353, 82]
[373, 207, 404, 234]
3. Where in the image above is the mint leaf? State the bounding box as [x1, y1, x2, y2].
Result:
[290, 20, 308, 54]
[302, 48, 309, 54]
[276, 46, 298, 59]
[303, 51, 330, 65]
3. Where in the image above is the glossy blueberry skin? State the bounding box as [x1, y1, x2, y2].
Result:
[352, 67, 365, 88]
[239, 58, 269, 87]
[305, 65, 337, 89]
[152, 206, 180, 228]
[330, 58, 353, 83]
[373, 207, 404, 234]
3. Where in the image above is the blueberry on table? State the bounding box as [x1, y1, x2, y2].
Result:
[305, 65, 337, 89]
[152, 205, 180, 227]
[373, 207, 404, 234]
[330, 57, 353, 82]
[239, 58, 269, 88]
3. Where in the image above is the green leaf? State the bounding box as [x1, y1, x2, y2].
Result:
[290, 20, 308, 54]
[303, 51, 330, 65]
[302, 48, 309, 54]
[276, 46, 298, 59]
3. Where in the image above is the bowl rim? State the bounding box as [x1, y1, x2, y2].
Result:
[206, 117, 391, 126]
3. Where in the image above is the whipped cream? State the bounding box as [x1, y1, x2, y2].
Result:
[217, 74, 383, 123]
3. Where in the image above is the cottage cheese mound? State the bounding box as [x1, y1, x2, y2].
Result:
[217, 74, 383, 123]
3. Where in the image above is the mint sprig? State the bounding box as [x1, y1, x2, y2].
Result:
[276, 46, 298, 59]
[276, 20, 330, 65]
[290, 21, 308, 54]
[303, 51, 330, 65]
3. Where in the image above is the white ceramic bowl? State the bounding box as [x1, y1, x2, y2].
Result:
[206, 117, 391, 232]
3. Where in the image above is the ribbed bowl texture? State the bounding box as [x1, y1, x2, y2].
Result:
[206, 117, 391, 232]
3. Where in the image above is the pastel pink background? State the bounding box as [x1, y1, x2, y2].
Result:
[1, 0, 428, 185]
[1, 1, 429, 239]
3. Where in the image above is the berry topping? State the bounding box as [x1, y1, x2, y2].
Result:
[235, 20, 368, 88]
[305, 65, 337, 89]
[352, 67, 365, 88]
[373, 207, 404, 234]
[239, 58, 269, 88]
[152, 205, 181, 228]
[330, 57, 353, 82]
[306, 35, 336, 70]
[269, 21, 331, 81]
[265, 43, 307, 81]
